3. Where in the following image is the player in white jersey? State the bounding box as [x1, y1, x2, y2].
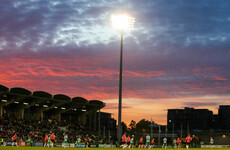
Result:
[129, 135, 134, 149]
[63, 134, 68, 148]
[173, 138, 176, 149]
[209, 137, 214, 145]
[145, 134, 150, 149]
[77, 137, 81, 145]
[162, 137, 167, 149]
[48, 135, 51, 147]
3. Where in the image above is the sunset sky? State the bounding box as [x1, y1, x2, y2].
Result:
[0, 0, 230, 125]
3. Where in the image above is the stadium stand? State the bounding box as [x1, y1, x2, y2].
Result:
[0, 84, 105, 123]
[0, 116, 96, 143]
[0, 84, 107, 146]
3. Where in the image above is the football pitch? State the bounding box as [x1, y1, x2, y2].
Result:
[0, 148, 229, 150]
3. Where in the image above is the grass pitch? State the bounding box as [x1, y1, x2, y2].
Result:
[0, 148, 229, 150]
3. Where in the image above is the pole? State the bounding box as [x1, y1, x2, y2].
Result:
[158, 125, 161, 145]
[98, 109, 101, 136]
[180, 123, 182, 138]
[165, 126, 167, 137]
[89, 113, 92, 129]
[187, 122, 189, 135]
[103, 126, 105, 139]
[109, 130, 111, 144]
[172, 122, 174, 139]
[118, 30, 124, 143]
[151, 119, 153, 139]
[94, 112, 96, 131]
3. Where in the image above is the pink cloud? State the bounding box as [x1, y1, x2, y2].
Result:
[211, 75, 228, 81]
[0, 49, 230, 125]
[124, 70, 165, 78]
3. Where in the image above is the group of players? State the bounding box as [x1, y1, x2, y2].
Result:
[120, 133, 155, 150]
[1, 132, 89, 148]
[1, 132, 214, 148]
[43, 132, 89, 148]
[43, 132, 56, 148]
[1, 133, 19, 146]
[120, 133, 193, 150]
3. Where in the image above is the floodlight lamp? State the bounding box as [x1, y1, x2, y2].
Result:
[111, 15, 135, 30]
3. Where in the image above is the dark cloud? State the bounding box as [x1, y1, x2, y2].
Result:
[183, 102, 218, 108]
[102, 103, 132, 110]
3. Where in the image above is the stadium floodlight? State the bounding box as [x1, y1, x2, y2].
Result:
[111, 15, 135, 30]
[61, 107, 66, 110]
[35, 104, 39, 106]
[2, 99, 7, 102]
[23, 102, 28, 105]
[14, 101, 19, 104]
[43, 105, 48, 107]
[82, 109, 86, 112]
[111, 14, 135, 142]
[54, 106, 58, 109]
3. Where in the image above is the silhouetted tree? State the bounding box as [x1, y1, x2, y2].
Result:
[121, 121, 128, 134]
[129, 120, 137, 135]
[129, 120, 137, 130]
[136, 119, 151, 133]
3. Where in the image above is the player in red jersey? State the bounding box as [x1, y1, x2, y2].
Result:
[150, 138, 155, 148]
[176, 138, 181, 149]
[186, 134, 192, 149]
[122, 133, 127, 143]
[44, 134, 49, 147]
[85, 137, 88, 148]
[138, 137, 143, 148]
[51, 132, 55, 147]
[127, 136, 131, 148]
[121, 133, 127, 149]
[12, 133, 18, 146]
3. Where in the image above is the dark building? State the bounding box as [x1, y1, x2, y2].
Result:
[86, 111, 117, 140]
[218, 105, 230, 130]
[167, 107, 213, 131]
[212, 114, 219, 129]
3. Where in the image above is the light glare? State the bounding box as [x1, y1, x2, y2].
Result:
[111, 15, 135, 30]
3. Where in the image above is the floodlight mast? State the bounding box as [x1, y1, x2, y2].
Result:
[111, 15, 135, 143]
